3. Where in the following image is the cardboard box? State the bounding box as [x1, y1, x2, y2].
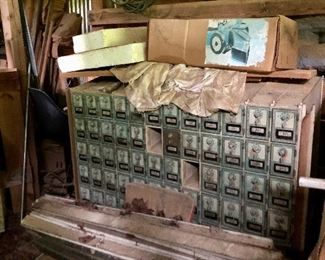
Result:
[148, 17, 297, 72]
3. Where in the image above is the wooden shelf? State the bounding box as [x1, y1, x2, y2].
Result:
[60, 70, 114, 79]
[89, 0, 325, 27]
[61, 68, 317, 81]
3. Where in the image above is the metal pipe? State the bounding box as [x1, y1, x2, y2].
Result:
[299, 177, 325, 190]
[21, 64, 31, 222]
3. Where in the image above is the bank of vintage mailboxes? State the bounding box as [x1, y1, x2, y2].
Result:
[69, 78, 322, 248]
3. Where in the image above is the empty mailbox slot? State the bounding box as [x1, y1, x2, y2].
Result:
[182, 160, 200, 191]
[146, 127, 163, 154]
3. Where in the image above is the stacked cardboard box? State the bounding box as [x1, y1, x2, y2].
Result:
[67, 77, 322, 247]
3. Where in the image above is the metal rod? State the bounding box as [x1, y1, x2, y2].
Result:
[299, 177, 325, 190]
[21, 64, 31, 222]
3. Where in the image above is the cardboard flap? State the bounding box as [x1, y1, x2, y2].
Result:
[276, 16, 298, 69]
[148, 19, 189, 64]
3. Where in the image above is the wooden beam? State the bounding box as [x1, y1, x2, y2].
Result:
[0, 1, 40, 208]
[73, 27, 147, 53]
[0, 0, 28, 96]
[0, 69, 24, 186]
[60, 69, 114, 79]
[30, 0, 42, 47]
[60, 68, 316, 81]
[89, 0, 325, 26]
[57, 42, 146, 73]
[0, 188, 4, 232]
[91, 0, 104, 10]
[23, 195, 284, 260]
[247, 69, 317, 80]
[23, 0, 34, 29]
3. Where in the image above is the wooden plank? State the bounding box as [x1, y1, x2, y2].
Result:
[89, 0, 325, 26]
[293, 106, 316, 251]
[60, 69, 114, 79]
[247, 69, 317, 80]
[0, 60, 8, 68]
[57, 42, 146, 73]
[0, 68, 20, 90]
[61, 69, 316, 81]
[73, 27, 147, 53]
[0, 70, 24, 186]
[38, 195, 276, 249]
[0, 0, 28, 96]
[10, 185, 21, 214]
[24, 195, 283, 260]
[312, 202, 325, 260]
[23, 214, 195, 260]
[23, 0, 34, 29]
[40, 21, 54, 89]
[66, 90, 80, 200]
[91, 0, 104, 10]
[0, 188, 5, 232]
[30, 0, 42, 47]
[1, 1, 39, 204]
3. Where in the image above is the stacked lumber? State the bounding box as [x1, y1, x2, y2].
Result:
[31, 0, 82, 93]
[0, 0, 81, 214]
[57, 27, 147, 73]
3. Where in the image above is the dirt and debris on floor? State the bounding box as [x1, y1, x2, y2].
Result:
[120, 198, 184, 223]
[0, 214, 41, 260]
[78, 234, 95, 244]
[120, 198, 154, 216]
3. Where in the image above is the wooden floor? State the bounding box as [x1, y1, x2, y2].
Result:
[0, 213, 41, 260]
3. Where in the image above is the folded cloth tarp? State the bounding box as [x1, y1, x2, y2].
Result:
[111, 62, 247, 117]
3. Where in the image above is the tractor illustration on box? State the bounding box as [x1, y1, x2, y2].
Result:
[207, 20, 251, 64]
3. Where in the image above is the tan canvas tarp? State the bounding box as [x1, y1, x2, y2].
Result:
[111, 62, 247, 117]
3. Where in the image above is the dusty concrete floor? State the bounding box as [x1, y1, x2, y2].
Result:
[0, 214, 41, 260]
